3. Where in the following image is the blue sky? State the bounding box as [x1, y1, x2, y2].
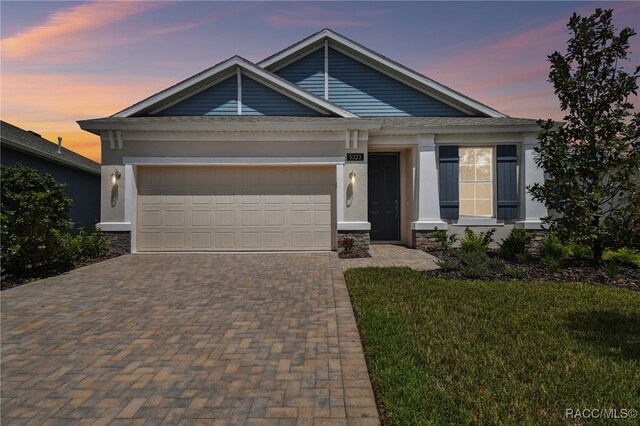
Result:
[1, 1, 638, 161]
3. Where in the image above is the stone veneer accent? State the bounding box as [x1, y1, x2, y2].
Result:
[337, 230, 370, 253]
[104, 231, 131, 254]
[412, 230, 441, 251]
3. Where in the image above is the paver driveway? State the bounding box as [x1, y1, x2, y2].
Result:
[1, 253, 379, 425]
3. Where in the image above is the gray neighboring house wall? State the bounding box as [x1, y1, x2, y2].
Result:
[1, 120, 101, 232]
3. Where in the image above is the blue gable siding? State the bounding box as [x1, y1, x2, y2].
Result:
[242, 77, 323, 116]
[327, 49, 468, 117]
[154, 74, 322, 116]
[275, 47, 325, 98]
[156, 76, 238, 116]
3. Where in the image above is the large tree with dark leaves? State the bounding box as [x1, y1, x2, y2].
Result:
[529, 8, 640, 263]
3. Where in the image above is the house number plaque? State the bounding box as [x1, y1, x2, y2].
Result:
[346, 153, 364, 162]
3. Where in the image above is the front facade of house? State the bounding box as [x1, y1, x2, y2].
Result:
[79, 30, 547, 253]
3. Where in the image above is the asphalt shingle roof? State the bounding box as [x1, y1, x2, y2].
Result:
[1, 121, 100, 174]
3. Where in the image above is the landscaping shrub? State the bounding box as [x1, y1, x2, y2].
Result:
[569, 243, 592, 261]
[602, 261, 621, 279]
[487, 257, 507, 273]
[458, 250, 489, 278]
[504, 266, 528, 279]
[539, 232, 570, 268]
[602, 248, 640, 268]
[459, 227, 496, 253]
[73, 226, 109, 260]
[432, 228, 457, 252]
[498, 228, 532, 261]
[434, 258, 459, 272]
[1, 165, 73, 274]
[340, 236, 355, 254]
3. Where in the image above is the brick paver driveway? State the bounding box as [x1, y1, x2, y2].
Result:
[1, 253, 379, 425]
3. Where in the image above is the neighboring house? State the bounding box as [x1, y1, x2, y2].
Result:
[78, 29, 547, 253]
[1, 120, 101, 232]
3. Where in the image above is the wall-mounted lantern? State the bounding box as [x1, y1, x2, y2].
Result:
[111, 169, 121, 186]
[349, 170, 356, 184]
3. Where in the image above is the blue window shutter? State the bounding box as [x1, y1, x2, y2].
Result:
[497, 145, 518, 220]
[439, 146, 459, 219]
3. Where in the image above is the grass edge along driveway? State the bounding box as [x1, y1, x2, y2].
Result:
[345, 267, 640, 425]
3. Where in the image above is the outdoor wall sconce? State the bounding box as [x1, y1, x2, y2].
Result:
[111, 169, 121, 186]
[349, 170, 356, 184]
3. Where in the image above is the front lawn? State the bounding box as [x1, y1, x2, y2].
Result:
[346, 267, 640, 425]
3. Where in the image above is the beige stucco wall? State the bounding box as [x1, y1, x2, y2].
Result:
[101, 134, 348, 165]
[342, 139, 368, 224]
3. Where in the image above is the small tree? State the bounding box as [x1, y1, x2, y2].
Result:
[1, 164, 73, 273]
[529, 8, 640, 263]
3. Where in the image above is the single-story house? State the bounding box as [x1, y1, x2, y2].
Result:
[1, 120, 101, 232]
[78, 29, 547, 253]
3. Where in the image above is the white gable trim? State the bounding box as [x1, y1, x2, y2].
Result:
[114, 56, 357, 118]
[259, 29, 506, 118]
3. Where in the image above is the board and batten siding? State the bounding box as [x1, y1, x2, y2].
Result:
[438, 146, 460, 219]
[154, 74, 322, 116]
[496, 145, 518, 220]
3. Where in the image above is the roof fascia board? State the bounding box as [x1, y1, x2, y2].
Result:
[260, 29, 505, 118]
[373, 125, 542, 135]
[114, 57, 239, 117]
[77, 119, 381, 134]
[1, 137, 100, 175]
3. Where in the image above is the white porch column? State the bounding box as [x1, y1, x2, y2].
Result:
[412, 134, 448, 230]
[336, 164, 345, 224]
[516, 133, 546, 229]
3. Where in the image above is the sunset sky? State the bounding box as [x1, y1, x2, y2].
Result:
[2, 1, 639, 163]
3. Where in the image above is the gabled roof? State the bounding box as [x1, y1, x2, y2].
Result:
[113, 56, 357, 118]
[1, 121, 100, 174]
[259, 29, 506, 118]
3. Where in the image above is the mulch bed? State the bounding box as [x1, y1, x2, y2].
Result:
[338, 249, 372, 259]
[1, 254, 121, 291]
[424, 248, 640, 291]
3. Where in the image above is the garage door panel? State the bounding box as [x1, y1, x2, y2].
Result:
[215, 210, 236, 226]
[138, 166, 334, 251]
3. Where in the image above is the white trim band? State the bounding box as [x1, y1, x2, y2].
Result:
[338, 221, 371, 231]
[98, 222, 131, 232]
[123, 157, 346, 165]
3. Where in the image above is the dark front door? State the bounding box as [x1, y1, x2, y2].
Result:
[368, 153, 400, 241]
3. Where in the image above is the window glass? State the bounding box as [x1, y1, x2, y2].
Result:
[459, 147, 493, 217]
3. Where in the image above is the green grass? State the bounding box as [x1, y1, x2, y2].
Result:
[345, 268, 640, 425]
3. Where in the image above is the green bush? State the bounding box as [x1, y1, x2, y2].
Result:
[435, 258, 459, 272]
[432, 228, 458, 252]
[1, 165, 73, 274]
[542, 256, 563, 272]
[499, 228, 532, 261]
[539, 232, 570, 260]
[569, 243, 592, 261]
[504, 266, 528, 279]
[487, 257, 507, 273]
[602, 248, 640, 267]
[459, 227, 496, 253]
[459, 250, 489, 279]
[73, 226, 109, 260]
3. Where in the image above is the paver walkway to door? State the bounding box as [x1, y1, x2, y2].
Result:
[1, 253, 379, 425]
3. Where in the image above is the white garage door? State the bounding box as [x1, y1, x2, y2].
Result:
[137, 166, 334, 251]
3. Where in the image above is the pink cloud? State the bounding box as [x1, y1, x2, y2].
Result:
[1, 1, 167, 60]
[150, 3, 259, 36]
[266, 4, 369, 28]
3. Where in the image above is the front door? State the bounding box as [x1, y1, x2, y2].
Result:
[368, 153, 400, 241]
